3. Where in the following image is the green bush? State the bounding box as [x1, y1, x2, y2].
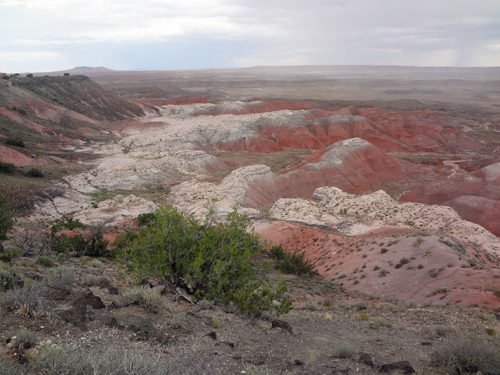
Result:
[26, 73, 33, 78]
[25, 168, 43, 178]
[137, 212, 156, 226]
[0, 161, 15, 173]
[36, 255, 54, 267]
[2, 75, 9, 80]
[269, 245, 318, 276]
[50, 217, 109, 257]
[51, 216, 85, 232]
[0, 195, 13, 242]
[5, 137, 25, 147]
[118, 206, 292, 317]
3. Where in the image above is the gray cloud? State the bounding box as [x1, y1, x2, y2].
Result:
[0, 0, 499, 72]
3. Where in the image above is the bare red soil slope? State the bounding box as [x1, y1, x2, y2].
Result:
[209, 105, 481, 153]
[402, 163, 500, 235]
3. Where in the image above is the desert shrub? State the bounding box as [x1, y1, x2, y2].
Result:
[118, 285, 163, 311]
[83, 274, 97, 286]
[486, 328, 496, 336]
[332, 344, 356, 358]
[5, 137, 25, 147]
[0, 360, 27, 374]
[359, 313, 369, 321]
[63, 73, 70, 76]
[1, 282, 46, 318]
[356, 301, 367, 310]
[45, 266, 75, 287]
[430, 287, 448, 296]
[212, 317, 220, 328]
[88, 259, 103, 268]
[338, 300, 352, 310]
[36, 256, 54, 267]
[15, 328, 37, 350]
[379, 269, 389, 277]
[432, 334, 500, 375]
[36, 346, 92, 374]
[56, 252, 67, 261]
[0, 161, 15, 173]
[12, 223, 51, 257]
[137, 212, 156, 226]
[269, 245, 318, 276]
[0, 268, 13, 290]
[373, 318, 392, 328]
[97, 276, 111, 288]
[119, 206, 292, 317]
[245, 364, 274, 375]
[25, 168, 43, 178]
[1, 75, 9, 80]
[26, 73, 33, 78]
[414, 237, 424, 247]
[0, 250, 18, 262]
[433, 325, 452, 337]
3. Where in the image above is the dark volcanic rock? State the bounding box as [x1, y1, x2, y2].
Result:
[60, 290, 87, 329]
[85, 291, 105, 309]
[380, 361, 415, 374]
[359, 353, 374, 367]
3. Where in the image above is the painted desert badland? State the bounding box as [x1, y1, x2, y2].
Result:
[1, 65, 500, 374]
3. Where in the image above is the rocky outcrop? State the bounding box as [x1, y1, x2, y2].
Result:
[73, 194, 156, 226]
[269, 186, 500, 253]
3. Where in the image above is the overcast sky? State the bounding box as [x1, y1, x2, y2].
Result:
[1, 0, 499, 72]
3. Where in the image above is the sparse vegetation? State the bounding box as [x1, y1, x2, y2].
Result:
[414, 237, 424, 247]
[432, 334, 500, 374]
